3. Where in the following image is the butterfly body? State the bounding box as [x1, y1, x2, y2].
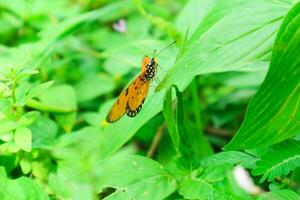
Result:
[106, 56, 158, 123]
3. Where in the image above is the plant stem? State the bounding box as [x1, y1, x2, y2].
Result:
[147, 124, 166, 158]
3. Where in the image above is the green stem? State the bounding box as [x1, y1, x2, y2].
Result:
[26, 99, 76, 113]
[191, 78, 214, 156]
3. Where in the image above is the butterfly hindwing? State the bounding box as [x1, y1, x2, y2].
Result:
[106, 73, 150, 122]
[126, 73, 150, 117]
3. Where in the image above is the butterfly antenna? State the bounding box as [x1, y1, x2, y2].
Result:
[155, 41, 176, 57]
[152, 49, 157, 58]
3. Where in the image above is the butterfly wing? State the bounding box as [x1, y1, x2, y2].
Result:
[106, 73, 149, 122]
[126, 73, 150, 117]
[141, 56, 151, 73]
[106, 57, 152, 123]
[106, 87, 130, 123]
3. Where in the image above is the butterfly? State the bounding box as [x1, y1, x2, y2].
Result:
[106, 41, 176, 123]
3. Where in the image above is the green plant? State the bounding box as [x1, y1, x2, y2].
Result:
[0, 0, 300, 199]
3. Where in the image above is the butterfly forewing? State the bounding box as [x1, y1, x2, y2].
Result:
[141, 56, 151, 73]
[106, 88, 130, 123]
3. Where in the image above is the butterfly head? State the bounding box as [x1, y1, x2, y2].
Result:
[150, 57, 158, 67]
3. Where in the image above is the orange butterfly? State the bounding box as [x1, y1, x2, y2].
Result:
[106, 41, 176, 123]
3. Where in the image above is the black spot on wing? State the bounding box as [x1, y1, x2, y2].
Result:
[126, 103, 143, 118]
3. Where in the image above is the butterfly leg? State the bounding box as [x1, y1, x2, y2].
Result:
[154, 76, 160, 84]
[157, 64, 167, 72]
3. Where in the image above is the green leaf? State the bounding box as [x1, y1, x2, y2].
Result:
[105, 175, 176, 200]
[157, 0, 291, 91]
[98, 155, 176, 200]
[81, 112, 103, 127]
[225, 2, 300, 150]
[28, 84, 77, 113]
[179, 178, 232, 200]
[14, 126, 32, 152]
[200, 151, 257, 169]
[0, 167, 49, 200]
[163, 85, 203, 170]
[252, 140, 300, 182]
[0, 132, 13, 142]
[51, 126, 102, 162]
[20, 159, 32, 174]
[15, 81, 54, 106]
[52, 153, 176, 200]
[54, 112, 76, 132]
[175, 0, 218, 35]
[75, 73, 115, 102]
[29, 115, 57, 149]
[0, 120, 17, 134]
[257, 189, 300, 200]
[17, 111, 40, 126]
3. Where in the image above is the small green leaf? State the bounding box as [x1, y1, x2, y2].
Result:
[0, 132, 13, 142]
[29, 115, 57, 149]
[54, 112, 76, 132]
[0, 120, 18, 134]
[15, 81, 54, 106]
[20, 159, 32, 174]
[31, 162, 48, 181]
[14, 127, 32, 152]
[18, 111, 40, 126]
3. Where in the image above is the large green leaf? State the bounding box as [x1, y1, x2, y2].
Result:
[157, 0, 292, 91]
[50, 152, 176, 200]
[225, 2, 300, 150]
[252, 140, 300, 182]
[98, 155, 176, 200]
[175, 0, 218, 35]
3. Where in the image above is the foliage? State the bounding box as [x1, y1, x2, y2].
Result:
[0, 0, 300, 199]
[252, 140, 300, 182]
